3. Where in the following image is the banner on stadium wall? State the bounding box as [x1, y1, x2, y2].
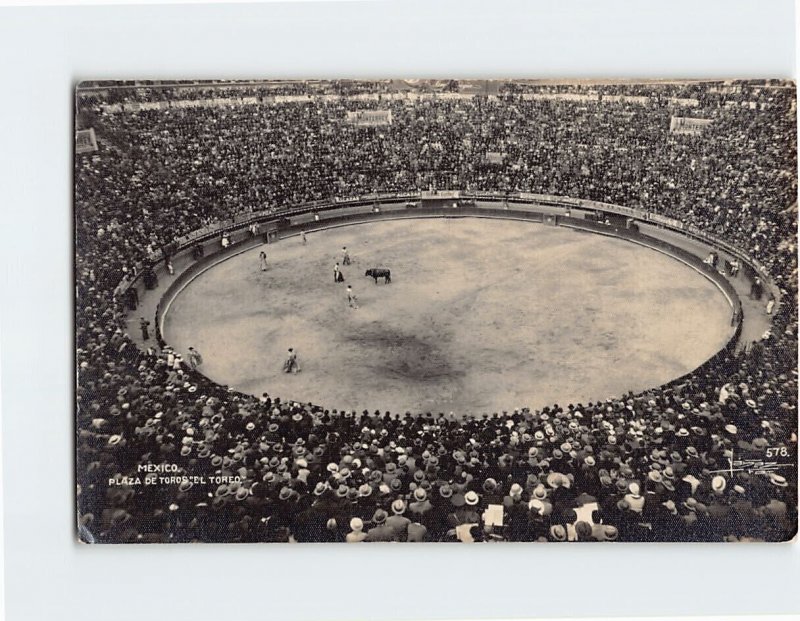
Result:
[345, 110, 393, 127]
[601, 95, 649, 105]
[484, 152, 504, 165]
[522, 93, 599, 103]
[123, 101, 165, 112]
[670, 116, 713, 134]
[649, 213, 684, 229]
[421, 190, 460, 199]
[669, 98, 699, 107]
[75, 128, 98, 153]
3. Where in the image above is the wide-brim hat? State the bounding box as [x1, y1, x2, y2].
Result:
[546, 473, 563, 488]
[712, 475, 727, 492]
[769, 473, 788, 488]
[414, 488, 428, 502]
[391, 499, 406, 514]
[278, 487, 293, 500]
[464, 491, 479, 506]
[482, 478, 498, 492]
[439, 485, 453, 499]
[549, 525, 567, 541]
[529, 498, 545, 515]
[373, 509, 387, 524]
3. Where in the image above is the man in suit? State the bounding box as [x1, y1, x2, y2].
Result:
[139, 317, 151, 341]
[365, 509, 394, 542]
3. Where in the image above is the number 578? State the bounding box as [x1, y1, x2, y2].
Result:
[766, 447, 789, 458]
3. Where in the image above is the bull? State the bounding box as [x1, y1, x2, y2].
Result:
[365, 268, 391, 284]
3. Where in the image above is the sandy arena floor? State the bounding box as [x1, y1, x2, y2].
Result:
[162, 218, 735, 415]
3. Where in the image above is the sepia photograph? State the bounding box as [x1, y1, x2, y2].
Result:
[74, 78, 798, 544]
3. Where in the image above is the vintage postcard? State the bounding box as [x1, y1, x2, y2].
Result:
[75, 79, 797, 543]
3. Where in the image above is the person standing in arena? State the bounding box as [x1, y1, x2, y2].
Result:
[342, 246, 351, 265]
[139, 317, 150, 341]
[347, 285, 359, 309]
[766, 292, 776, 315]
[334, 262, 344, 283]
[259, 250, 268, 271]
[284, 348, 300, 373]
[301, 230, 307, 245]
[187, 346, 203, 370]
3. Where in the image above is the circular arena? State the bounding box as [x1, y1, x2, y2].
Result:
[162, 216, 735, 415]
[75, 79, 797, 544]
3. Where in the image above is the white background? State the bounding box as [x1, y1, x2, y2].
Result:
[0, 1, 798, 620]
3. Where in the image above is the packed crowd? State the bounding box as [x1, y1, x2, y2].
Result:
[76, 81, 797, 543]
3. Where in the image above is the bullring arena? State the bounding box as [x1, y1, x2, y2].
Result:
[76, 79, 797, 544]
[160, 214, 736, 415]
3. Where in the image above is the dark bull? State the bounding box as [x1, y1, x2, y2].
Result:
[365, 268, 392, 284]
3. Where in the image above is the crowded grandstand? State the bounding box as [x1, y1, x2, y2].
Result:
[75, 79, 797, 543]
